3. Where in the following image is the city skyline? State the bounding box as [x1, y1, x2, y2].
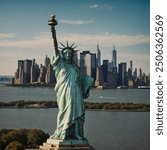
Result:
[12, 48, 150, 88]
[0, 0, 150, 75]
[14, 48, 149, 77]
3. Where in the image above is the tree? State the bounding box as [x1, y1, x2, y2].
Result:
[5, 141, 24, 150]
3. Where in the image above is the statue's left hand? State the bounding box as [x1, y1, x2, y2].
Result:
[83, 90, 90, 99]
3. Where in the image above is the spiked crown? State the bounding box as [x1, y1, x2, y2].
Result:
[59, 41, 78, 54]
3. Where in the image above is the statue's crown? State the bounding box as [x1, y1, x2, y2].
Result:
[59, 41, 78, 53]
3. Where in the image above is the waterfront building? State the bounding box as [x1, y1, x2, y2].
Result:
[85, 53, 96, 79]
[45, 64, 56, 84]
[30, 59, 36, 83]
[20, 65, 25, 85]
[79, 51, 96, 79]
[24, 59, 32, 83]
[80, 51, 90, 76]
[44, 55, 50, 68]
[30, 59, 40, 83]
[117, 62, 127, 86]
[107, 71, 117, 88]
[38, 65, 47, 83]
[14, 59, 32, 85]
[18, 60, 24, 72]
[112, 45, 117, 67]
[95, 66, 103, 88]
[130, 60, 133, 74]
[13, 55, 57, 85]
[127, 68, 132, 80]
[139, 68, 142, 81]
[101, 60, 108, 83]
[133, 68, 137, 79]
[147, 73, 150, 86]
[44, 55, 56, 84]
[14, 60, 25, 85]
[111, 45, 117, 74]
[96, 43, 101, 67]
[128, 79, 134, 87]
[127, 60, 133, 81]
[94, 44, 105, 87]
[127, 67, 133, 87]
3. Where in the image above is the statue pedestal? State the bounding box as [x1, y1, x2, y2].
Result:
[39, 138, 95, 150]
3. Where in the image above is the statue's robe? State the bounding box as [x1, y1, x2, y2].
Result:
[51, 55, 94, 140]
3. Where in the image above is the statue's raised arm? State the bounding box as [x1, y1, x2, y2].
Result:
[48, 15, 58, 56]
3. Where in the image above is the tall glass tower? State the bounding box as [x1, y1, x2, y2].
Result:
[118, 62, 127, 86]
[111, 45, 117, 74]
[96, 43, 101, 67]
[112, 45, 117, 67]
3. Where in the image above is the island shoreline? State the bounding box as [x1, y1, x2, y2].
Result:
[0, 100, 150, 112]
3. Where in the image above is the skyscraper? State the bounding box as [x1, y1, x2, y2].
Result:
[13, 55, 56, 85]
[139, 68, 142, 81]
[128, 60, 133, 80]
[133, 68, 137, 79]
[30, 59, 40, 83]
[95, 65, 103, 87]
[44, 55, 50, 68]
[31, 59, 36, 83]
[38, 65, 46, 83]
[96, 43, 101, 67]
[24, 59, 32, 83]
[118, 62, 127, 86]
[80, 51, 90, 76]
[112, 45, 117, 67]
[85, 53, 96, 79]
[130, 60, 133, 73]
[45, 64, 56, 84]
[111, 45, 117, 74]
[101, 60, 108, 83]
[15, 60, 24, 84]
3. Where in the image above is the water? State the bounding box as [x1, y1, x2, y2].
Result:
[0, 83, 150, 103]
[0, 109, 150, 150]
[0, 84, 150, 150]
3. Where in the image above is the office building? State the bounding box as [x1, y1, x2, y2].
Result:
[118, 62, 127, 86]
[44, 55, 50, 68]
[96, 43, 101, 67]
[80, 51, 90, 76]
[101, 60, 108, 83]
[109, 45, 117, 74]
[45, 64, 56, 84]
[24, 59, 32, 83]
[38, 65, 46, 83]
[85, 53, 96, 79]
[30, 59, 40, 83]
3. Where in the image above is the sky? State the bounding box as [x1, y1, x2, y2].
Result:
[0, 0, 150, 75]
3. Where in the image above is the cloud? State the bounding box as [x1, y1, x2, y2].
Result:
[59, 19, 94, 25]
[0, 32, 52, 49]
[0, 33, 15, 39]
[88, 4, 113, 10]
[0, 32, 149, 50]
[58, 33, 149, 50]
[89, 4, 99, 9]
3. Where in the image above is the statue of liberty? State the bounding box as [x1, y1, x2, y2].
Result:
[48, 15, 94, 141]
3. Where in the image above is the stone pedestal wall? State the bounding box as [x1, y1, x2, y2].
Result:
[39, 138, 95, 150]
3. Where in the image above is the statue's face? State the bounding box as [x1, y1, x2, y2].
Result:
[63, 49, 73, 61]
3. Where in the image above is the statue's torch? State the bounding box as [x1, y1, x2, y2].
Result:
[48, 15, 58, 54]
